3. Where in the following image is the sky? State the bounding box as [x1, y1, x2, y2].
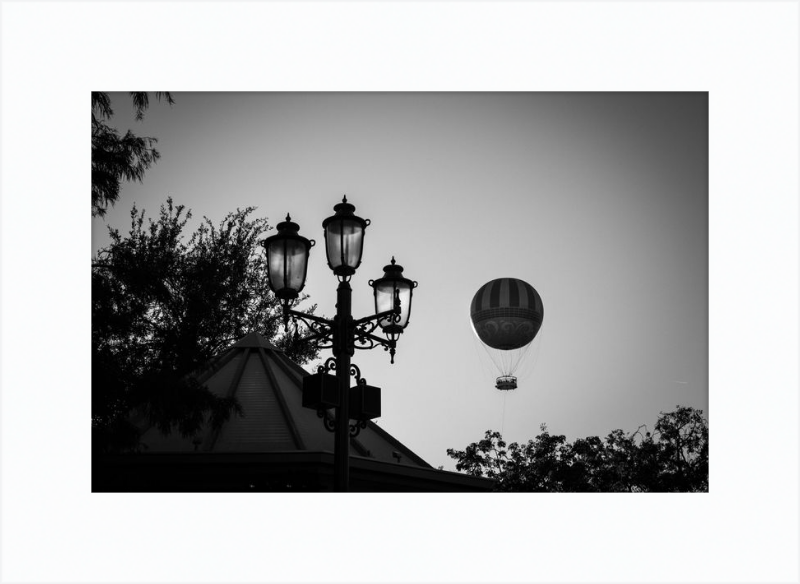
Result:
[92, 92, 708, 470]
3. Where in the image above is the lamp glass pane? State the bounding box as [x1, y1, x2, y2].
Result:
[268, 238, 307, 294]
[396, 282, 412, 328]
[284, 238, 308, 292]
[375, 282, 396, 328]
[326, 218, 364, 270]
[267, 240, 287, 291]
[376, 280, 413, 330]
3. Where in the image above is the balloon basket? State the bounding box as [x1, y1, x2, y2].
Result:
[495, 376, 517, 390]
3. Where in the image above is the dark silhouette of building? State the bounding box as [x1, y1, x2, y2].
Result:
[94, 332, 493, 492]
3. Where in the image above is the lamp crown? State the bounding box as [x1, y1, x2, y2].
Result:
[321, 195, 370, 278]
[322, 196, 370, 230]
[276, 215, 300, 233]
[384, 257, 404, 274]
[331, 197, 356, 217]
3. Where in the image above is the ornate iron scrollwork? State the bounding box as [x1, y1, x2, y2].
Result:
[317, 408, 337, 432]
[354, 318, 381, 337]
[316, 409, 365, 436]
[315, 361, 373, 438]
[287, 311, 334, 347]
[285, 292, 397, 441]
[349, 420, 367, 437]
[349, 363, 362, 384]
[347, 366, 370, 437]
[318, 357, 337, 375]
[283, 293, 401, 363]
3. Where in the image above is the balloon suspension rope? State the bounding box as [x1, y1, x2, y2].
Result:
[501, 392, 507, 436]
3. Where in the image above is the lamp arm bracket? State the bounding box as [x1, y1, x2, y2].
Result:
[283, 309, 335, 345]
[352, 308, 397, 328]
[294, 329, 334, 347]
[284, 309, 333, 327]
[353, 327, 397, 364]
[353, 319, 380, 338]
[353, 336, 379, 351]
[354, 330, 394, 350]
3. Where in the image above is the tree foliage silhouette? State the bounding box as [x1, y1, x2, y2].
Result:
[91, 92, 174, 217]
[447, 406, 708, 492]
[92, 198, 320, 453]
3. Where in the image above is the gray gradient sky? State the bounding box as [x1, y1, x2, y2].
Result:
[93, 92, 708, 470]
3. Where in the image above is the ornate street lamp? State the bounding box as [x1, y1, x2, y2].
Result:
[321, 196, 370, 278]
[262, 214, 315, 302]
[262, 196, 416, 492]
[370, 257, 418, 342]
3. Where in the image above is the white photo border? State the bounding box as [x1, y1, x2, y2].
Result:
[1, 1, 798, 583]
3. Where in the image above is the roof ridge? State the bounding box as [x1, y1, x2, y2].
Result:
[230, 331, 283, 351]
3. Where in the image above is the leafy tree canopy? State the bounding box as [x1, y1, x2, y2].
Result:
[447, 406, 708, 492]
[92, 92, 174, 217]
[92, 198, 319, 453]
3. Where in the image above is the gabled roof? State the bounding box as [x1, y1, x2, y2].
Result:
[138, 332, 431, 469]
[230, 331, 282, 351]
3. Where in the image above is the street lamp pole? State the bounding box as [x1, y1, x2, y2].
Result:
[262, 196, 417, 492]
[333, 280, 352, 492]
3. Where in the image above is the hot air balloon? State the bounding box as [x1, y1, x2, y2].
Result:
[470, 278, 544, 390]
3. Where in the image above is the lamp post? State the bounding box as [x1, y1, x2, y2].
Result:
[262, 196, 417, 492]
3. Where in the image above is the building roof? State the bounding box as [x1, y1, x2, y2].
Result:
[137, 332, 431, 469]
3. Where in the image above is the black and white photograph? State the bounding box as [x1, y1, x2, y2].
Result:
[91, 92, 709, 493]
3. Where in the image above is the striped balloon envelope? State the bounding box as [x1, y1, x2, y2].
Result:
[470, 278, 544, 350]
[470, 278, 544, 390]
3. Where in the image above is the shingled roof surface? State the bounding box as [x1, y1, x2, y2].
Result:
[138, 332, 431, 468]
